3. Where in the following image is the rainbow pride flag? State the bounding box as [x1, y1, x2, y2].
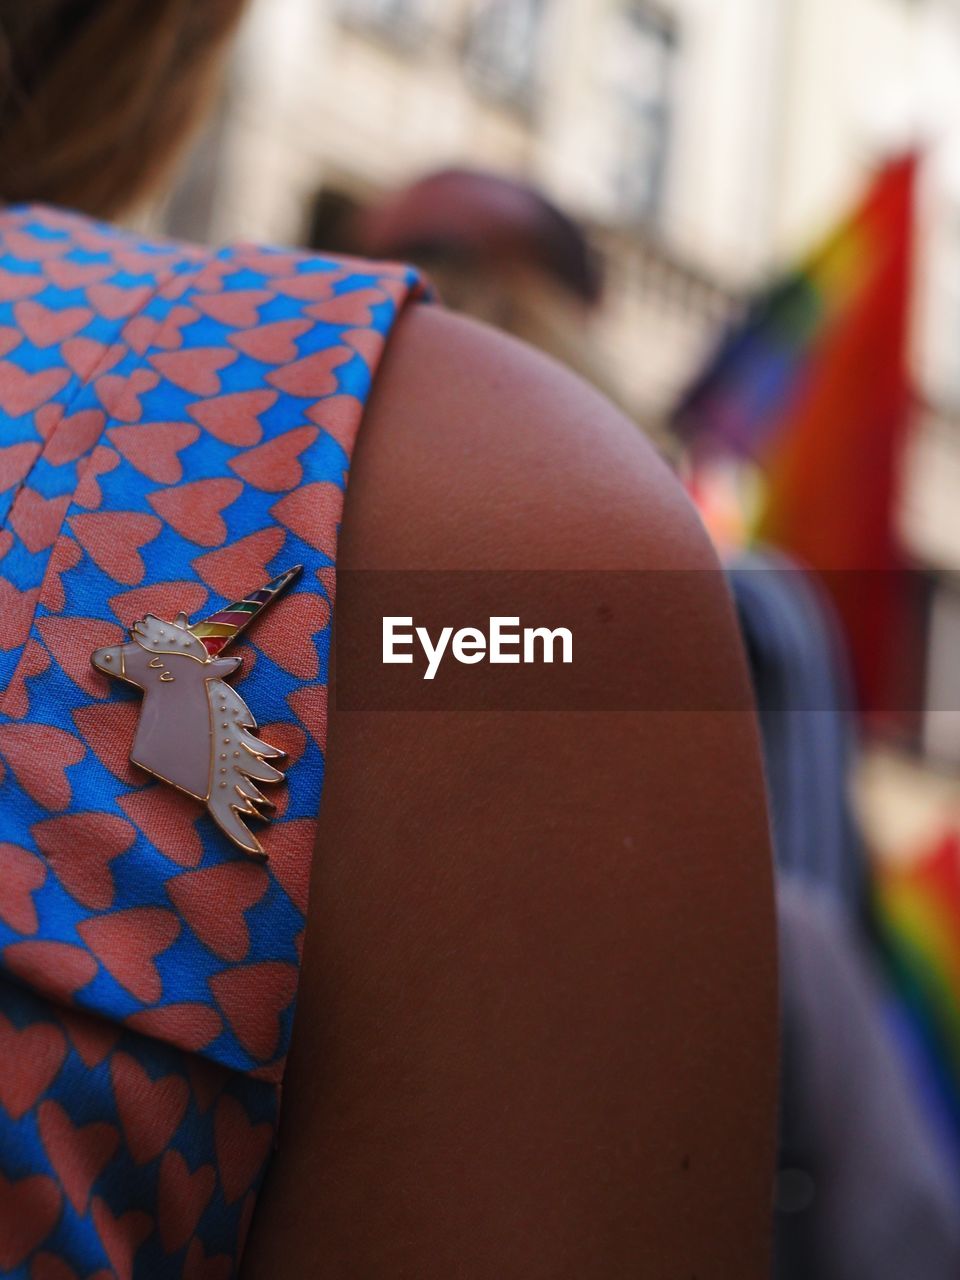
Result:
[874, 830, 960, 1139]
[675, 155, 918, 715]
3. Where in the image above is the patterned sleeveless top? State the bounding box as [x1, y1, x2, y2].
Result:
[0, 204, 425, 1278]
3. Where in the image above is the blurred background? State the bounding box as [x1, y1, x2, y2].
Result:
[150, 1, 960, 1274]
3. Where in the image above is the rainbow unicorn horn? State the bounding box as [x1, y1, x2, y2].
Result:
[189, 565, 304, 657]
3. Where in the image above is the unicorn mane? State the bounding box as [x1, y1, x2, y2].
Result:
[131, 613, 209, 661]
[204, 678, 285, 857]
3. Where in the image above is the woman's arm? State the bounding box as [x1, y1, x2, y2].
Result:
[242, 307, 777, 1279]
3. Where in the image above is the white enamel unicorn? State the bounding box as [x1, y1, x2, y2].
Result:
[91, 567, 301, 859]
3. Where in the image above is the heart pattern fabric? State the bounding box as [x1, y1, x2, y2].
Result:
[0, 204, 426, 1276]
[0, 979, 273, 1277]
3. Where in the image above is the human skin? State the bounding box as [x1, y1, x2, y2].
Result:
[241, 305, 778, 1278]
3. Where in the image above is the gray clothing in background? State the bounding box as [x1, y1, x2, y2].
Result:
[775, 877, 960, 1280]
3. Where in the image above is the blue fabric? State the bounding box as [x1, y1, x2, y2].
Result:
[0, 203, 425, 1277]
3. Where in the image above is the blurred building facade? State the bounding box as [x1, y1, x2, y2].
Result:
[161, 0, 960, 773]
[163, 0, 960, 415]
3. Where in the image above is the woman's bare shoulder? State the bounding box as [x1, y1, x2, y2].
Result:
[346, 302, 713, 573]
[242, 304, 777, 1279]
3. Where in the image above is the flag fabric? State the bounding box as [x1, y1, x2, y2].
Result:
[675, 154, 919, 716]
[874, 830, 960, 1149]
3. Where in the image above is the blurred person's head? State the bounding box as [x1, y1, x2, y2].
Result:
[338, 167, 615, 393]
[0, 0, 245, 217]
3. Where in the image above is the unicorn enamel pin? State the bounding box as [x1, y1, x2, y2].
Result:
[91, 566, 303, 860]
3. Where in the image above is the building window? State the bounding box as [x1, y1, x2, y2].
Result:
[337, 0, 434, 48]
[463, 0, 547, 110]
[603, 4, 677, 224]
